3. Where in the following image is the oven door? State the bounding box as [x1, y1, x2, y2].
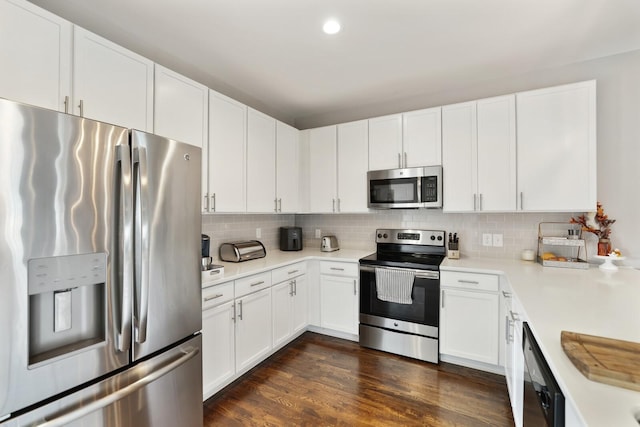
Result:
[359, 265, 439, 333]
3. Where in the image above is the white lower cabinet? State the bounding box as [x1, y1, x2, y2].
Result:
[502, 284, 525, 427]
[202, 300, 235, 399]
[319, 261, 359, 335]
[440, 271, 500, 365]
[272, 272, 307, 349]
[235, 287, 272, 373]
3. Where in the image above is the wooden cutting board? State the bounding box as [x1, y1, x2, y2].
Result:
[561, 331, 640, 392]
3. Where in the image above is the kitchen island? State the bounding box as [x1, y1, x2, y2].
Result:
[442, 257, 640, 427]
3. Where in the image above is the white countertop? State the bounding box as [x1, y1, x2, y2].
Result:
[202, 248, 372, 285]
[441, 257, 640, 427]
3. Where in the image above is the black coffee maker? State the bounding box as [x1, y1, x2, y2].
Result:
[201, 234, 212, 270]
[279, 227, 302, 251]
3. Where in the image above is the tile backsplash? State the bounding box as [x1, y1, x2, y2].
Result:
[202, 211, 602, 261]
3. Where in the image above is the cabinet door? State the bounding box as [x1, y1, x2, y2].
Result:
[516, 80, 596, 211]
[208, 90, 246, 212]
[276, 121, 300, 213]
[246, 108, 276, 212]
[202, 301, 235, 399]
[442, 101, 477, 212]
[440, 288, 499, 364]
[308, 125, 337, 213]
[272, 280, 294, 348]
[73, 27, 153, 131]
[320, 275, 358, 335]
[0, 0, 72, 112]
[477, 95, 516, 211]
[235, 288, 272, 372]
[368, 114, 402, 170]
[337, 120, 369, 213]
[292, 275, 308, 334]
[154, 65, 208, 148]
[403, 107, 442, 167]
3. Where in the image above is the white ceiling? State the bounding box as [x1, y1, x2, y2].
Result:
[28, 0, 640, 127]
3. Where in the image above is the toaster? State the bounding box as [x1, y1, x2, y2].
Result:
[321, 235, 339, 252]
[219, 240, 266, 262]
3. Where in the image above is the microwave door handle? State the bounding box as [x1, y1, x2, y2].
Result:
[114, 145, 133, 353]
[133, 146, 150, 344]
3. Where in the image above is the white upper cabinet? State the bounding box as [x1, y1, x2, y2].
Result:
[246, 108, 277, 213]
[308, 125, 338, 213]
[442, 101, 477, 212]
[276, 121, 300, 213]
[368, 114, 403, 170]
[0, 0, 72, 112]
[403, 107, 442, 167]
[369, 108, 442, 170]
[73, 27, 153, 131]
[208, 90, 247, 213]
[516, 80, 597, 212]
[154, 65, 208, 148]
[337, 120, 369, 213]
[442, 96, 516, 212]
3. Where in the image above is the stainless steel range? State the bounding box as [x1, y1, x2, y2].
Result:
[359, 228, 446, 363]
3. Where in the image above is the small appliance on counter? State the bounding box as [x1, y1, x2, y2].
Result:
[201, 234, 224, 273]
[219, 240, 266, 262]
[321, 235, 339, 252]
[280, 226, 303, 251]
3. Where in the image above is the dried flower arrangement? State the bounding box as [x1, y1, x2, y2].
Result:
[570, 202, 616, 239]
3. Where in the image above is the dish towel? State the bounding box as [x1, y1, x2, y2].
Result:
[375, 267, 415, 304]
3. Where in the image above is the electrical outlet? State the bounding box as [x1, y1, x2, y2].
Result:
[256, 228, 261, 238]
[315, 229, 321, 238]
[482, 233, 493, 247]
[493, 234, 503, 247]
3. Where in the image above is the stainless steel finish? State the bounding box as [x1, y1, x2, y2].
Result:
[367, 165, 443, 209]
[204, 294, 224, 302]
[458, 279, 479, 285]
[211, 193, 216, 211]
[441, 290, 445, 308]
[6, 336, 203, 427]
[473, 193, 477, 211]
[332, 198, 336, 212]
[505, 315, 513, 343]
[374, 228, 446, 246]
[130, 131, 202, 362]
[479, 193, 483, 210]
[274, 199, 278, 212]
[78, 99, 84, 117]
[337, 198, 341, 212]
[1, 99, 202, 424]
[0, 99, 130, 418]
[353, 279, 357, 295]
[359, 324, 439, 363]
[330, 267, 344, 271]
[219, 240, 266, 262]
[321, 235, 339, 252]
[502, 291, 512, 298]
[250, 280, 265, 287]
[203, 193, 209, 211]
[520, 191, 523, 209]
[293, 279, 297, 295]
[510, 310, 520, 321]
[288, 269, 299, 275]
[360, 313, 439, 338]
[359, 265, 439, 280]
[403, 152, 407, 167]
[397, 153, 402, 167]
[238, 300, 243, 320]
[64, 95, 69, 113]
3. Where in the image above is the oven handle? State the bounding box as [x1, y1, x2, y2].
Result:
[359, 265, 439, 280]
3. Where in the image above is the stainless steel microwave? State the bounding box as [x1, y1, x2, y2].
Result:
[367, 166, 442, 209]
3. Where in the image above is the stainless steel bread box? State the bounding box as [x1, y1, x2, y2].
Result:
[219, 240, 266, 262]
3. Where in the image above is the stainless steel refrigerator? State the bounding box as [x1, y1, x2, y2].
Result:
[0, 98, 203, 426]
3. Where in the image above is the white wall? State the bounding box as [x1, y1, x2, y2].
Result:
[296, 49, 640, 265]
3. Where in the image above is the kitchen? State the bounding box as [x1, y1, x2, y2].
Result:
[2, 0, 640, 426]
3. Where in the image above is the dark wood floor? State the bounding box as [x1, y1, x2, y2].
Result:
[203, 332, 514, 426]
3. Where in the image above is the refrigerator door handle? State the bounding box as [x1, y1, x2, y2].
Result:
[133, 146, 150, 344]
[114, 145, 133, 353]
[33, 347, 200, 427]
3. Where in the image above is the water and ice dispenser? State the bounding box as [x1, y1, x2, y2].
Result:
[27, 253, 107, 366]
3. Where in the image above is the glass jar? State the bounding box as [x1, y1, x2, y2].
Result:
[597, 238, 611, 256]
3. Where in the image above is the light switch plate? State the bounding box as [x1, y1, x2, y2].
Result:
[482, 233, 493, 247]
[493, 234, 504, 247]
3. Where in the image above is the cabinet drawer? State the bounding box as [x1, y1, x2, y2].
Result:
[272, 262, 307, 284]
[235, 271, 272, 297]
[320, 261, 358, 277]
[201, 267, 224, 285]
[441, 271, 499, 292]
[202, 281, 234, 310]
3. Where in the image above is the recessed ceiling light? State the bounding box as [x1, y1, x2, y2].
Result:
[323, 19, 341, 35]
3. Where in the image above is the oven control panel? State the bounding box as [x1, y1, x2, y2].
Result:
[375, 229, 445, 246]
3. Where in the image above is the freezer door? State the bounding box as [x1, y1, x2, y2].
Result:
[4, 335, 203, 427]
[130, 130, 202, 360]
[0, 99, 131, 418]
